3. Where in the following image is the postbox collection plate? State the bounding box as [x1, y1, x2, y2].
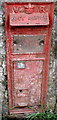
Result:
[4, 2, 54, 114]
[13, 35, 45, 53]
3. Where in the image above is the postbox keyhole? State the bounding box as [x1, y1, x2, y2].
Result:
[19, 90, 22, 92]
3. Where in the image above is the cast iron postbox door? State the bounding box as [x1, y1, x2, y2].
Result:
[4, 2, 54, 114]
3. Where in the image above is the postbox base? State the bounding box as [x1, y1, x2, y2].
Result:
[9, 105, 44, 115]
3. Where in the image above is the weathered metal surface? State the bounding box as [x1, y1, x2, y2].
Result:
[13, 35, 45, 53]
[13, 60, 43, 107]
[10, 13, 49, 26]
[4, 2, 54, 114]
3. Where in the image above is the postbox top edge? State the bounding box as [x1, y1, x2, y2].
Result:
[4, 1, 56, 5]
[4, 1, 55, 8]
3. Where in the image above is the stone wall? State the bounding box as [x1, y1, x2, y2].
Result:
[0, 0, 57, 120]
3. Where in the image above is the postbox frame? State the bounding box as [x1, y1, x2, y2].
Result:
[4, 2, 54, 114]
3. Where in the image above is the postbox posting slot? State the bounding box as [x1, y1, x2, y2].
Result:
[10, 12, 49, 26]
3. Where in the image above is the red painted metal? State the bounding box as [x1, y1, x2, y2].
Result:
[10, 13, 49, 26]
[4, 2, 54, 115]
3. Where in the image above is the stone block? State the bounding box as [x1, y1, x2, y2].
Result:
[0, 55, 3, 67]
[0, 114, 2, 120]
[0, 41, 3, 47]
[0, 91, 4, 120]
[0, 10, 3, 16]
[0, 83, 5, 92]
[0, 55, 2, 59]
[0, 27, 4, 33]
[0, 47, 6, 55]
[0, 72, 3, 76]
[0, 67, 3, 73]
[0, 32, 3, 36]
[0, 15, 3, 26]
[0, 75, 5, 82]
[0, 35, 3, 40]
[0, 59, 2, 66]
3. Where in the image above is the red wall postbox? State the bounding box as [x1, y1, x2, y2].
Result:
[4, 2, 54, 114]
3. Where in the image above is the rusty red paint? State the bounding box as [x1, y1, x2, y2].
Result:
[4, 2, 54, 114]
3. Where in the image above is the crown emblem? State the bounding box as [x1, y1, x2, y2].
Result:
[24, 3, 35, 14]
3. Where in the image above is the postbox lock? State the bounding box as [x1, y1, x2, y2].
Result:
[19, 90, 22, 92]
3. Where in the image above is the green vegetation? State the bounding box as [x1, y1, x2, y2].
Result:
[25, 111, 57, 120]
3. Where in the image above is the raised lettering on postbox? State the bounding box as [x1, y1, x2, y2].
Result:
[10, 13, 49, 26]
